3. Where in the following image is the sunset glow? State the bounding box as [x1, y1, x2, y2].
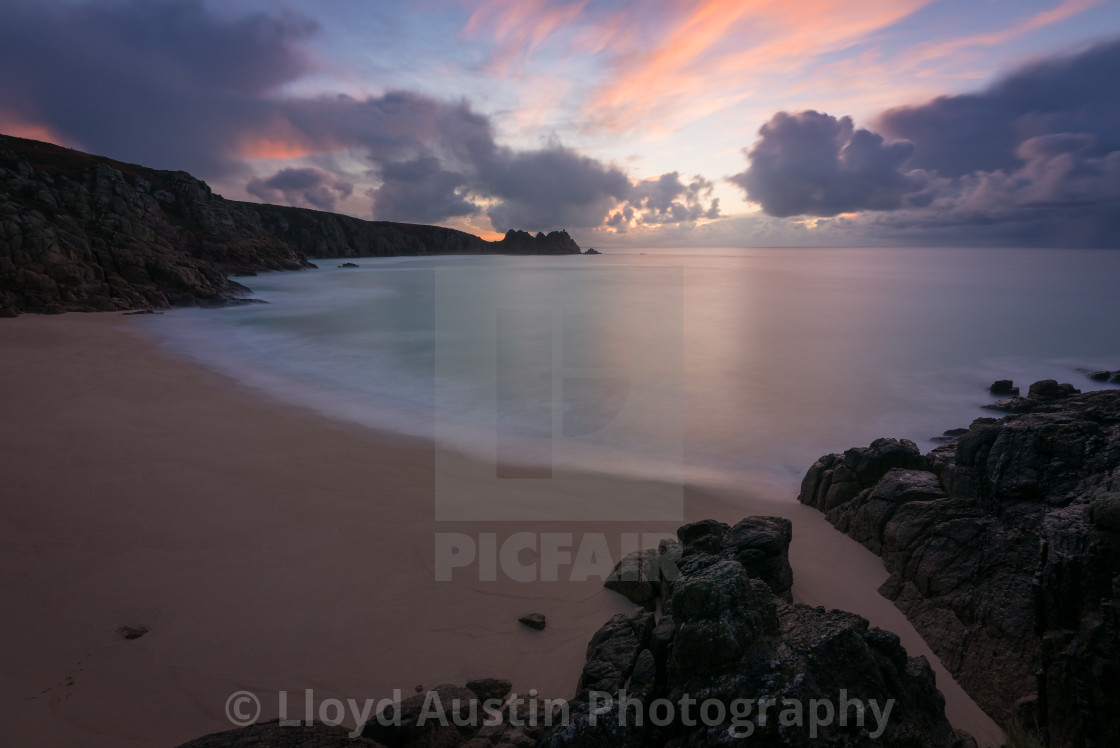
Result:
[3, 0, 1117, 247]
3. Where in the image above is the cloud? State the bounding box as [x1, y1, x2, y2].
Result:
[728, 38, 1120, 246]
[579, 0, 933, 135]
[729, 111, 928, 217]
[367, 157, 479, 224]
[0, 0, 318, 175]
[0, 0, 650, 234]
[606, 172, 720, 232]
[246, 167, 354, 211]
[876, 37, 1120, 178]
[474, 142, 632, 232]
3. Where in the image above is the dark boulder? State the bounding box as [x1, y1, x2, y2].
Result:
[518, 613, 547, 631]
[990, 380, 1020, 396]
[675, 518, 728, 554]
[799, 437, 926, 514]
[1027, 379, 1080, 400]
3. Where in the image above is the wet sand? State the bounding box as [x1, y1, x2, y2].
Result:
[0, 314, 1002, 746]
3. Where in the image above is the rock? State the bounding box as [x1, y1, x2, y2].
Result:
[494, 229, 582, 255]
[1087, 370, 1112, 382]
[362, 684, 482, 746]
[583, 248, 600, 255]
[984, 396, 1035, 413]
[990, 379, 1020, 396]
[540, 517, 962, 748]
[799, 437, 925, 513]
[116, 625, 148, 640]
[717, 516, 794, 600]
[1113, 372, 1120, 384]
[465, 678, 513, 703]
[338, 262, 360, 268]
[576, 607, 655, 698]
[931, 427, 970, 443]
[799, 389, 1120, 746]
[604, 549, 660, 610]
[518, 613, 546, 630]
[1088, 491, 1120, 532]
[675, 518, 728, 554]
[1027, 378, 1080, 400]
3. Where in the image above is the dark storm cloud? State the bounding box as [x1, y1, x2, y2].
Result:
[729, 111, 928, 217]
[246, 168, 353, 211]
[475, 143, 633, 232]
[367, 157, 479, 223]
[730, 38, 1120, 246]
[877, 38, 1120, 178]
[0, 0, 317, 175]
[0, 0, 645, 232]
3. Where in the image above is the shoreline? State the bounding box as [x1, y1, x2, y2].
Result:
[0, 313, 1002, 746]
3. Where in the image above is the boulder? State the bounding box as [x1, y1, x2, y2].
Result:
[518, 613, 547, 631]
[1027, 379, 1080, 400]
[990, 379, 1020, 396]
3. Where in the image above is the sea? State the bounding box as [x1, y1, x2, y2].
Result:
[144, 247, 1120, 506]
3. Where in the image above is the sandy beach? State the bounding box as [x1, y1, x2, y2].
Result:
[0, 313, 1003, 747]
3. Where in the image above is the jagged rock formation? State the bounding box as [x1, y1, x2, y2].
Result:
[799, 384, 1120, 747]
[0, 134, 580, 315]
[557, 516, 969, 747]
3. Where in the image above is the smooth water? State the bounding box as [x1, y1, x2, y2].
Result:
[148, 247, 1120, 504]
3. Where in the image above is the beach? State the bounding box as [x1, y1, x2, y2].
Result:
[0, 313, 1002, 747]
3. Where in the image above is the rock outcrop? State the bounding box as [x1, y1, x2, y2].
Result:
[799, 385, 1120, 747]
[178, 516, 971, 748]
[0, 134, 581, 315]
[550, 515, 967, 747]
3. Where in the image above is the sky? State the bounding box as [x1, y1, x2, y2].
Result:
[1, 0, 1118, 247]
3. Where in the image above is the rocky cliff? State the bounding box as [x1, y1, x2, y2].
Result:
[0, 134, 581, 316]
[798, 384, 1120, 747]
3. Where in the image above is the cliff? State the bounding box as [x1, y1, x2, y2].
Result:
[0, 134, 581, 316]
[798, 384, 1120, 747]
